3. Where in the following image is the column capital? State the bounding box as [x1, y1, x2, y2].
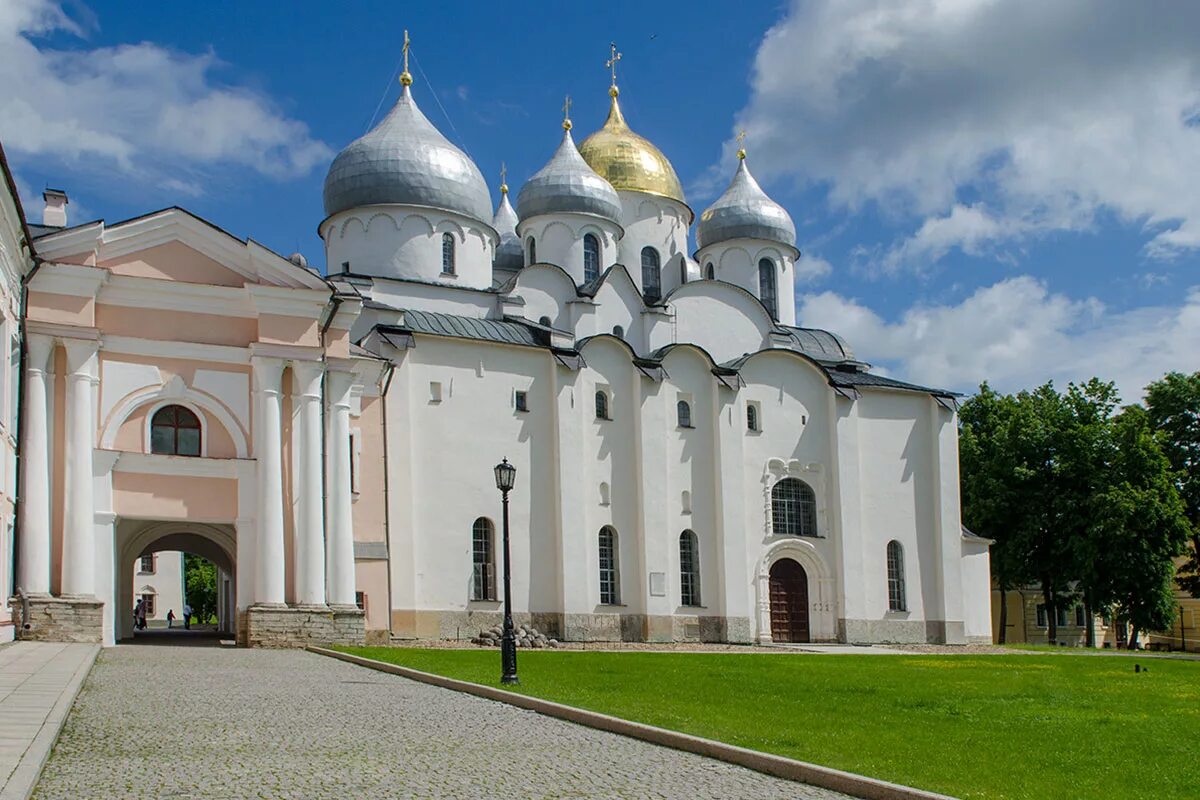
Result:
[291, 360, 324, 398]
[326, 369, 356, 408]
[25, 333, 55, 371]
[62, 337, 99, 376]
[251, 355, 286, 394]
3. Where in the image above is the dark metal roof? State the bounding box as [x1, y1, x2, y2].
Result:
[390, 308, 543, 348]
[827, 369, 958, 397]
[779, 325, 855, 361]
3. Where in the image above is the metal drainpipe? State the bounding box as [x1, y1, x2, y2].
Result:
[317, 289, 341, 607]
[379, 361, 395, 638]
[10, 256, 42, 618]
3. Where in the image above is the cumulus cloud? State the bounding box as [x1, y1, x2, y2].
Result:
[736, 0, 1200, 269]
[798, 277, 1200, 400]
[795, 253, 833, 283]
[0, 0, 331, 193]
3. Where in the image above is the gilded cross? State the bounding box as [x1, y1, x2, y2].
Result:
[499, 162, 508, 194]
[606, 42, 622, 87]
[736, 129, 747, 159]
[562, 95, 573, 130]
[400, 29, 413, 86]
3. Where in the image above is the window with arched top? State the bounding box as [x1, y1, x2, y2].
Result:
[612, 325, 624, 339]
[887, 540, 906, 612]
[641, 247, 661, 303]
[758, 258, 777, 320]
[677, 399, 692, 428]
[583, 233, 601, 282]
[705, 262, 715, 280]
[441, 232, 456, 275]
[538, 315, 552, 327]
[471, 518, 495, 601]
[747, 404, 759, 432]
[679, 530, 700, 607]
[527, 237, 537, 266]
[150, 405, 201, 456]
[771, 477, 817, 537]
[599, 481, 610, 506]
[599, 526, 620, 605]
[595, 390, 610, 420]
[681, 490, 692, 514]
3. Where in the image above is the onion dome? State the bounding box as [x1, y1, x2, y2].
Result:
[696, 152, 796, 252]
[322, 83, 492, 225]
[492, 178, 524, 271]
[516, 116, 623, 225]
[579, 86, 688, 215]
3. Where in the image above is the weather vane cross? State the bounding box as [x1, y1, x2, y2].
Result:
[606, 42, 622, 87]
[736, 129, 747, 159]
[499, 162, 508, 194]
[400, 29, 413, 86]
[562, 95, 573, 130]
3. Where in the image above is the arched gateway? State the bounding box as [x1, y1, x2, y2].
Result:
[768, 558, 810, 643]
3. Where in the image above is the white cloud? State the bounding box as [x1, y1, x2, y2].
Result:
[736, 0, 1200, 269]
[798, 278, 1200, 400]
[795, 253, 832, 283]
[0, 0, 331, 193]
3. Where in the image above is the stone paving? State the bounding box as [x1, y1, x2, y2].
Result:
[34, 645, 852, 799]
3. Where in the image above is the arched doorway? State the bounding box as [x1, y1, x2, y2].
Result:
[769, 558, 810, 643]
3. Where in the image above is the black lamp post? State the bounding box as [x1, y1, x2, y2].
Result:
[493, 457, 519, 685]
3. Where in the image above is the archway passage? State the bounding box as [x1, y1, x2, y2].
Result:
[769, 558, 810, 643]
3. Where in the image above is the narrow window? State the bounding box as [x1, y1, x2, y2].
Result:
[746, 403, 759, 432]
[472, 518, 496, 601]
[141, 593, 156, 617]
[527, 237, 537, 265]
[599, 481, 610, 506]
[771, 478, 818, 537]
[599, 526, 620, 605]
[139, 555, 155, 574]
[429, 382, 443, 403]
[355, 591, 367, 612]
[515, 390, 529, 412]
[1056, 606, 1069, 627]
[1036, 604, 1048, 628]
[595, 390, 609, 420]
[583, 233, 601, 282]
[680, 530, 700, 607]
[677, 399, 692, 428]
[641, 247, 661, 303]
[1074, 605, 1085, 627]
[759, 258, 777, 320]
[150, 405, 201, 456]
[349, 430, 361, 494]
[341, 261, 350, 273]
[887, 540, 906, 611]
[538, 315, 552, 327]
[705, 262, 715, 280]
[441, 232, 456, 275]
[612, 325, 624, 339]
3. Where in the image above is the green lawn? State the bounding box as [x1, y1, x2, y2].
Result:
[337, 646, 1199, 800]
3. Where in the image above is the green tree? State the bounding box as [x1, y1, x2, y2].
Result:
[184, 554, 217, 624]
[1144, 371, 1200, 597]
[1088, 406, 1190, 646]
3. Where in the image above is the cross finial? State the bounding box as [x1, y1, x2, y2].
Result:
[400, 29, 413, 87]
[736, 129, 747, 160]
[606, 42, 622, 94]
[562, 95, 573, 131]
[500, 162, 508, 195]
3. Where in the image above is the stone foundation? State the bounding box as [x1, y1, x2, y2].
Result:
[241, 605, 365, 648]
[394, 608, 751, 644]
[11, 595, 104, 643]
[839, 617, 967, 645]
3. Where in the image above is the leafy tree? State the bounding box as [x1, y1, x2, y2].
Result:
[1088, 406, 1190, 646]
[1145, 372, 1200, 597]
[184, 554, 217, 624]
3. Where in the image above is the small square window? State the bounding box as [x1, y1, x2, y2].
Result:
[355, 591, 366, 612]
[341, 261, 350, 273]
[429, 381, 443, 403]
[515, 390, 529, 412]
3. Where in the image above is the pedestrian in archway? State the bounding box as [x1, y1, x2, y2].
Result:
[183, 603, 192, 630]
[136, 600, 147, 631]
[167, 609, 175, 629]
[133, 599, 143, 632]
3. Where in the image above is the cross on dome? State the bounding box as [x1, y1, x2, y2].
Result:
[562, 95, 572, 131]
[736, 130, 747, 160]
[400, 29, 413, 87]
[606, 42, 622, 96]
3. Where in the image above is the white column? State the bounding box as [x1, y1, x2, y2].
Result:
[17, 335, 54, 596]
[293, 361, 327, 607]
[61, 339, 98, 597]
[325, 369, 357, 608]
[252, 357, 286, 606]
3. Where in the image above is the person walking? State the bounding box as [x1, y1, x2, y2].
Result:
[133, 599, 143, 632]
[167, 609, 175, 629]
[183, 603, 192, 630]
[136, 599, 147, 631]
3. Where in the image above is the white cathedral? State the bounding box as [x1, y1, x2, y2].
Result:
[1, 47, 991, 647]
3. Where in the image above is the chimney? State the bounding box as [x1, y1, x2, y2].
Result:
[43, 189, 68, 227]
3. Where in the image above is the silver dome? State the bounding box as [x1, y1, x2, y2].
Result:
[323, 85, 493, 224]
[696, 158, 796, 251]
[492, 190, 524, 271]
[516, 129, 622, 224]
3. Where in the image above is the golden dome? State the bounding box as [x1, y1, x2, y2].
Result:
[579, 87, 691, 219]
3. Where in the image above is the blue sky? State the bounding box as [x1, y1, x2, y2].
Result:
[3, 0, 1197, 399]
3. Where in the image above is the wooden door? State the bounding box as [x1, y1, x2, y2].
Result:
[769, 558, 810, 643]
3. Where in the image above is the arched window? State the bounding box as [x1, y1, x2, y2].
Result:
[599, 481, 610, 506]
[677, 399, 692, 428]
[538, 315, 552, 327]
[441, 232, 456, 275]
[705, 262, 715, 280]
[599, 526, 620, 605]
[151, 405, 201, 456]
[771, 477, 818, 537]
[583, 233, 601, 282]
[526, 237, 537, 265]
[746, 404, 759, 432]
[612, 325, 624, 339]
[758, 258, 777, 320]
[595, 390, 610, 420]
[471, 518, 495, 601]
[641, 247, 661, 303]
[887, 540, 906, 612]
[679, 530, 700, 607]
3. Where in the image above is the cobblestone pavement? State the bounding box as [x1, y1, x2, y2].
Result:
[34, 645, 852, 799]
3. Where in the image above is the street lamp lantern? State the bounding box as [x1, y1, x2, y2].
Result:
[494, 457, 519, 685]
[494, 458, 516, 492]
